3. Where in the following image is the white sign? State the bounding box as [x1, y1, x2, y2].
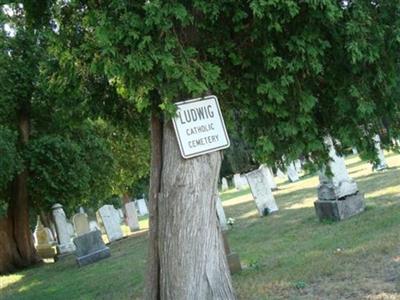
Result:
[172, 95, 230, 159]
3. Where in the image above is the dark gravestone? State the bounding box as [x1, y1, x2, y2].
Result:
[222, 231, 241, 274]
[314, 192, 365, 222]
[73, 230, 110, 267]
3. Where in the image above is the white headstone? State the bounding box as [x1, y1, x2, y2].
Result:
[45, 227, 56, 245]
[33, 217, 56, 259]
[352, 147, 358, 155]
[373, 134, 388, 171]
[322, 136, 358, 198]
[216, 197, 228, 231]
[294, 160, 302, 172]
[51, 203, 76, 254]
[259, 165, 277, 190]
[276, 168, 286, 179]
[233, 174, 242, 190]
[34, 217, 52, 247]
[240, 175, 249, 188]
[97, 205, 124, 242]
[125, 202, 140, 232]
[117, 209, 124, 224]
[136, 199, 149, 216]
[245, 169, 279, 216]
[233, 174, 248, 190]
[72, 212, 90, 236]
[89, 220, 100, 232]
[287, 162, 300, 182]
[221, 177, 229, 191]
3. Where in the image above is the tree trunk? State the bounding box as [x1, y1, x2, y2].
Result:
[0, 217, 22, 274]
[0, 110, 41, 275]
[122, 193, 130, 205]
[145, 118, 235, 299]
[145, 112, 163, 299]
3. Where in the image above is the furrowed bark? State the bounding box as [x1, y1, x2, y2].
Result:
[0, 110, 41, 274]
[158, 121, 235, 299]
[145, 111, 163, 300]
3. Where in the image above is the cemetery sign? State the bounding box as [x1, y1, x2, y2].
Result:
[172, 95, 230, 159]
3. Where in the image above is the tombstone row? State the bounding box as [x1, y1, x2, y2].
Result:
[33, 198, 149, 266]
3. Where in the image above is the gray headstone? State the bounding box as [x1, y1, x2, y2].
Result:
[117, 209, 124, 224]
[319, 136, 358, 200]
[245, 168, 279, 216]
[373, 134, 388, 171]
[287, 162, 299, 182]
[259, 165, 277, 190]
[314, 193, 365, 222]
[216, 197, 228, 231]
[136, 199, 149, 216]
[33, 217, 57, 259]
[294, 159, 302, 172]
[73, 230, 110, 266]
[276, 168, 286, 179]
[314, 136, 365, 221]
[52, 203, 76, 254]
[233, 174, 242, 190]
[89, 220, 100, 232]
[125, 202, 140, 232]
[221, 177, 229, 191]
[97, 205, 123, 242]
[72, 212, 90, 236]
[233, 174, 248, 190]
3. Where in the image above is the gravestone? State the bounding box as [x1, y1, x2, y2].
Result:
[97, 205, 124, 242]
[352, 147, 358, 155]
[33, 217, 57, 259]
[45, 227, 56, 245]
[89, 220, 100, 232]
[222, 231, 241, 274]
[287, 162, 300, 182]
[373, 134, 388, 171]
[314, 136, 365, 221]
[216, 197, 228, 231]
[276, 168, 286, 179]
[294, 160, 302, 172]
[52, 203, 76, 254]
[72, 210, 90, 236]
[136, 199, 149, 216]
[73, 230, 111, 266]
[125, 202, 140, 232]
[221, 177, 229, 191]
[259, 165, 277, 190]
[240, 175, 249, 187]
[233, 174, 249, 190]
[233, 173, 243, 190]
[245, 168, 279, 216]
[117, 209, 124, 224]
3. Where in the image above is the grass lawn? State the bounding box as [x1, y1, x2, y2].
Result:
[1, 153, 399, 299]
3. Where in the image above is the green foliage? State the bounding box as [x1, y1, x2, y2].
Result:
[2, 0, 400, 216]
[27, 124, 114, 211]
[0, 4, 150, 215]
[103, 124, 150, 197]
[0, 127, 23, 189]
[56, 0, 400, 171]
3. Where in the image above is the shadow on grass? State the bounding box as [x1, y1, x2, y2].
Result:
[1, 235, 148, 300]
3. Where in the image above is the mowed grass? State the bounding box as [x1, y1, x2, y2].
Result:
[1, 153, 399, 300]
